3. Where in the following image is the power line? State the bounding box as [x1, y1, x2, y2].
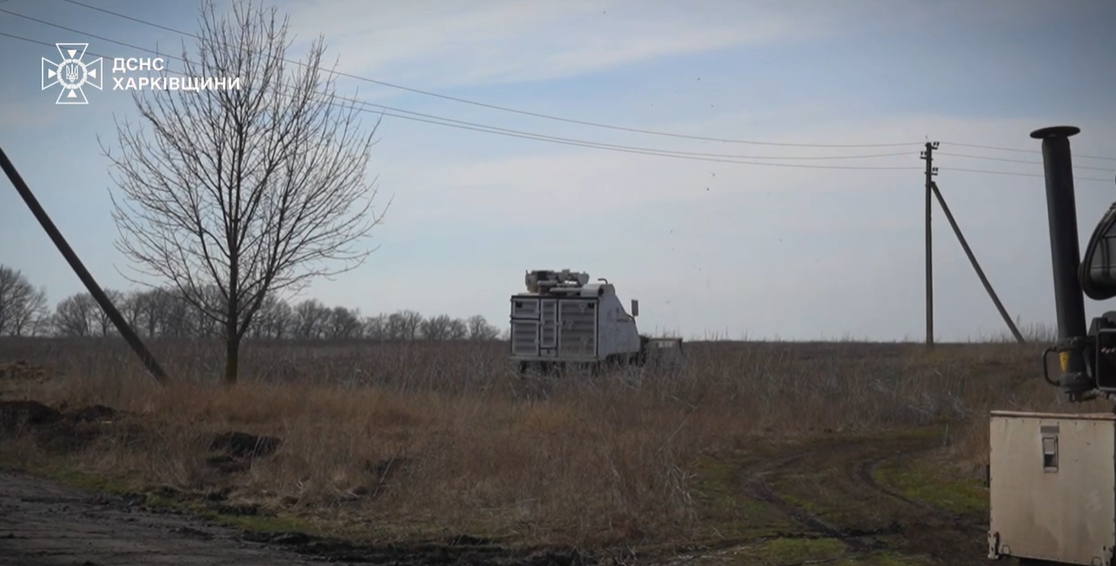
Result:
[51, 0, 926, 149]
[940, 140, 1116, 163]
[938, 151, 1116, 173]
[0, 7, 916, 165]
[371, 109, 917, 169]
[8, 22, 1111, 183]
[46, 1, 1116, 166]
[0, 28, 920, 171]
[938, 166, 1112, 183]
[4, 15, 1110, 181]
[357, 102, 918, 162]
[21, 3, 1116, 167]
[0, 30, 915, 170]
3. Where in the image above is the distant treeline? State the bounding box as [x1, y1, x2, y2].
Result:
[0, 265, 503, 341]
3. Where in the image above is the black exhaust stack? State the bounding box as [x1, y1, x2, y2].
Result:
[1032, 125, 1093, 400]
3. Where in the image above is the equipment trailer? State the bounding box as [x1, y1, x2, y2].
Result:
[508, 269, 683, 375]
[988, 126, 1116, 565]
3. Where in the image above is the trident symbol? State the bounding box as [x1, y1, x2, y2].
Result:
[42, 42, 103, 105]
[64, 62, 80, 83]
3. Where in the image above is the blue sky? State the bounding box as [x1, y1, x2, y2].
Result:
[1, 0, 1115, 341]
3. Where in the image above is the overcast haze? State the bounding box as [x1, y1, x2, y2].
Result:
[1, 0, 1115, 341]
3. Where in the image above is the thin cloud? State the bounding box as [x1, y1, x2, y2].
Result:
[280, 0, 830, 90]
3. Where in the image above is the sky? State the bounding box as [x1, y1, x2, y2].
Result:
[1, 0, 1116, 342]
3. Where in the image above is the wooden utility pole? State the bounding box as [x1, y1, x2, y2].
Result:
[916, 143, 1025, 344]
[930, 182, 1025, 343]
[921, 141, 938, 347]
[0, 144, 167, 382]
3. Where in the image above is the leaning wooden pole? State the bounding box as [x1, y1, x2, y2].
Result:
[931, 181, 1026, 343]
[0, 143, 168, 382]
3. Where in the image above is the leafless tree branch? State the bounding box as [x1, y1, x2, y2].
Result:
[102, 0, 389, 383]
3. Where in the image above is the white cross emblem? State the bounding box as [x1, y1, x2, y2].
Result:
[42, 43, 103, 105]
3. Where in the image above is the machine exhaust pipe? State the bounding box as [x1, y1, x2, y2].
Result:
[1031, 125, 1093, 400]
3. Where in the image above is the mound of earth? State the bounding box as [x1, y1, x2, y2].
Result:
[209, 431, 282, 458]
[0, 360, 50, 382]
[0, 400, 61, 429]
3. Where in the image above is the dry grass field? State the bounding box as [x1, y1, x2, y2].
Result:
[0, 335, 1108, 565]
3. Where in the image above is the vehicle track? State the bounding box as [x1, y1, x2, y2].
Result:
[741, 449, 900, 553]
[730, 433, 988, 566]
[851, 451, 927, 508]
[852, 449, 985, 534]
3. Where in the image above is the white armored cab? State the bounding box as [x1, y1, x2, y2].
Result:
[508, 269, 681, 374]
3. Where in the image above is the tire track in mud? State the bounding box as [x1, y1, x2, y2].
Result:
[852, 445, 986, 534]
[851, 447, 936, 509]
[733, 434, 988, 565]
[740, 449, 899, 553]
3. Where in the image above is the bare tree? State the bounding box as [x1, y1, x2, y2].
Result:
[118, 290, 147, 334]
[292, 299, 329, 339]
[420, 314, 454, 341]
[15, 290, 50, 337]
[363, 313, 387, 340]
[158, 289, 198, 338]
[92, 289, 124, 337]
[53, 293, 98, 337]
[466, 314, 500, 341]
[103, 0, 389, 383]
[399, 310, 424, 340]
[131, 288, 174, 338]
[0, 266, 49, 336]
[384, 312, 407, 340]
[326, 306, 363, 339]
[447, 317, 468, 341]
[249, 294, 292, 339]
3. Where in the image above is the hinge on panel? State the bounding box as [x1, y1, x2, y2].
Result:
[1096, 545, 1114, 566]
[987, 532, 1001, 560]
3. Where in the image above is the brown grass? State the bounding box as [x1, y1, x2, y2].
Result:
[0, 336, 1108, 546]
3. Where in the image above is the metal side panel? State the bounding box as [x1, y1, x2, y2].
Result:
[558, 299, 597, 358]
[511, 297, 540, 320]
[540, 299, 558, 348]
[989, 412, 1116, 565]
[511, 320, 539, 357]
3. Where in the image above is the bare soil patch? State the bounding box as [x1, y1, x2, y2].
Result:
[0, 469, 590, 566]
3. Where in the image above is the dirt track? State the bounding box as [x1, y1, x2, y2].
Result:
[751, 434, 986, 565]
[0, 468, 587, 566]
[675, 429, 989, 566]
[0, 470, 319, 566]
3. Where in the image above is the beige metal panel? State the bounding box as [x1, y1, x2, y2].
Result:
[989, 412, 1116, 565]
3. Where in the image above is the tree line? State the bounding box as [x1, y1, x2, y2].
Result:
[0, 265, 503, 341]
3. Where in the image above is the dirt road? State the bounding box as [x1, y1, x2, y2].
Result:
[0, 470, 320, 566]
[0, 468, 587, 566]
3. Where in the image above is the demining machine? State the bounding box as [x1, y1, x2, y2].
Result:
[988, 126, 1116, 565]
[508, 269, 684, 374]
